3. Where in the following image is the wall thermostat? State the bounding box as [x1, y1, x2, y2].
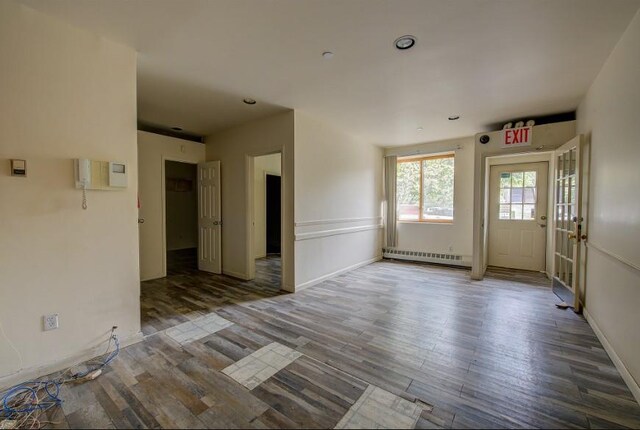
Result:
[11, 159, 27, 177]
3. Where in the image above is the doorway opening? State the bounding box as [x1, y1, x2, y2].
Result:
[164, 160, 198, 274]
[251, 153, 282, 288]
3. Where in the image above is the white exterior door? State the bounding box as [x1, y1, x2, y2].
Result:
[488, 162, 549, 271]
[198, 161, 221, 274]
[552, 136, 583, 310]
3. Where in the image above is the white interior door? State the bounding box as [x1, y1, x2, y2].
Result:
[552, 136, 583, 310]
[198, 161, 221, 273]
[488, 162, 549, 271]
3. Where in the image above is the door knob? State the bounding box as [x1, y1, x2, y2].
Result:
[568, 232, 577, 240]
[540, 215, 547, 220]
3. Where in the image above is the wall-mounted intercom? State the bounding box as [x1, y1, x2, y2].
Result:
[75, 159, 91, 189]
[75, 159, 91, 210]
[108, 161, 127, 188]
[74, 159, 128, 210]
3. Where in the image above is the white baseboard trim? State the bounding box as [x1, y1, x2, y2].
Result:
[295, 255, 382, 292]
[223, 269, 249, 280]
[584, 308, 640, 404]
[0, 331, 144, 390]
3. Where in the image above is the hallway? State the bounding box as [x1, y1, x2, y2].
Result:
[141, 254, 282, 335]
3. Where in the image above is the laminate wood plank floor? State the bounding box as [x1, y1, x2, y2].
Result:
[141, 252, 283, 335]
[39, 259, 640, 428]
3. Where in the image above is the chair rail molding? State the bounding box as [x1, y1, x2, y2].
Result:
[585, 241, 640, 273]
[294, 216, 382, 227]
[294, 224, 383, 241]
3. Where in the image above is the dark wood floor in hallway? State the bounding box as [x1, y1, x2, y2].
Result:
[47, 260, 640, 428]
[141, 251, 283, 335]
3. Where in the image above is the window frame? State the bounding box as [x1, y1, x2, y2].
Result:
[397, 152, 455, 224]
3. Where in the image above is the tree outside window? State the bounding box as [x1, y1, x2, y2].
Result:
[397, 154, 454, 222]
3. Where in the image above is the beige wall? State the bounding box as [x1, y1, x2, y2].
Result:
[165, 161, 198, 251]
[137, 131, 206, 281]
[206, 111, 295, 290]
[576, 9, 640, 401]
[0, 1, 139, 384]
[384, 137, 475, 264]
[254, 153, 282, 259]
[294, 112, 383, 289]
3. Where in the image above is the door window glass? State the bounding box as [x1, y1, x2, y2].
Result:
[498, 171, 537, 220]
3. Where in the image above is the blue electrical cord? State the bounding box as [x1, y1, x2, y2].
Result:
[71, 333, 120, 379]
[0, 330, 119, 420]
[1, 381, 62, 415]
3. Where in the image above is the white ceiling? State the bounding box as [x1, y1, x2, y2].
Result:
[21, 0, 640, 146]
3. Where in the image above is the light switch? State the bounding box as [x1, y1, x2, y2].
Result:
[11, 159, 26, 177]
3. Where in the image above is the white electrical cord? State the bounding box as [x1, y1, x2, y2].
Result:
[0, 320, 23, 379]
[82, 185, 87, 210]
[1, 328, 119, 429]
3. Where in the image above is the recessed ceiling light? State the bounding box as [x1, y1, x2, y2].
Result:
[448, 115, 460, 121]
[322, 51, 334, 59]
[417, 127, 423, 131]
[171, 126, 183, 131]
[394, 35, 416, 50]
[243, 98, 256, 105]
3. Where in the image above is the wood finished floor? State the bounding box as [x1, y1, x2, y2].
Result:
[43, 259, 640, 428]
[141, 251, 282, 335]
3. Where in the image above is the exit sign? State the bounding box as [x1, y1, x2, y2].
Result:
[501, 127, 532, 148]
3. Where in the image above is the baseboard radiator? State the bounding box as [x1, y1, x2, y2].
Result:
[383, 248, 470, 267]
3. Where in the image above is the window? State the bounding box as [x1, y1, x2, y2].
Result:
[397, 153, 454, 222]
[498, 171, 537, 220]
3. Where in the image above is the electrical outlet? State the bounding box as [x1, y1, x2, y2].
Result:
[43, 313, 59, 331]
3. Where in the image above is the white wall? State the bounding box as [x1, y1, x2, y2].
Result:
[137, 131, 206, 280]
[384, 137, 475, 264]
[206, 111, 295, 291]
[0, 1, 140, 385]
[294, 112, 383, 289]
[165, 161, 198, 251]
[576, 9, 640, 401]
[254, 153, 281, 258]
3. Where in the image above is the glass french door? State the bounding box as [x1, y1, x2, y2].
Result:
[552, 136, 583, 311]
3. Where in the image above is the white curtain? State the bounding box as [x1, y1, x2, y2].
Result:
[384, 155, 398, 248]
